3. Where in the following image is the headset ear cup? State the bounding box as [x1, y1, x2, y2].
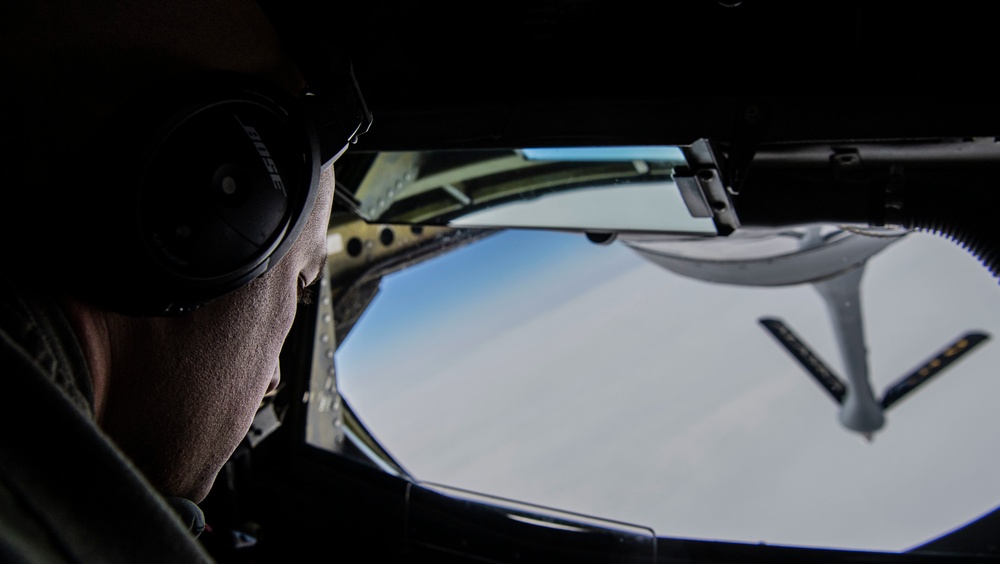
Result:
[68, 73, 321, 316]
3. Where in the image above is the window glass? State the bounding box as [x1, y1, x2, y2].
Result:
[335, 226, 1000, 552]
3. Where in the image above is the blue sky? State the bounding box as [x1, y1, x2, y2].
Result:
[335, 226, 1000, 552]
[336, 230, 643, 399]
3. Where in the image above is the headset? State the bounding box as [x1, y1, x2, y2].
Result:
[58, 3, 372, 317]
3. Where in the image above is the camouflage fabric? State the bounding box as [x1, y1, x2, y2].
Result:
[0, 281, 212, 563]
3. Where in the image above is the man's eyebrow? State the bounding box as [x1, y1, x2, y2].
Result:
[297, 254, 327, 306]
[303, 253, 330, 290]
[308, 254, 328, 288]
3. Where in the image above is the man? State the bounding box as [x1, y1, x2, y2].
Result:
[0, 1, 356, 561]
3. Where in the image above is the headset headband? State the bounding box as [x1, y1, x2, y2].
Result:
[255, 0, 373, 164]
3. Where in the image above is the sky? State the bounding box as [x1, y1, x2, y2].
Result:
[334, 225, 1000, 553]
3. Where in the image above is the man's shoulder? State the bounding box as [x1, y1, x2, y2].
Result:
[0, 480, 71, 563]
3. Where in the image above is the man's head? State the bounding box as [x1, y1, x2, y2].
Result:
[77, 167, 332, 502]
[2, 0, 341, 315]
[1, 0, 343, 501]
